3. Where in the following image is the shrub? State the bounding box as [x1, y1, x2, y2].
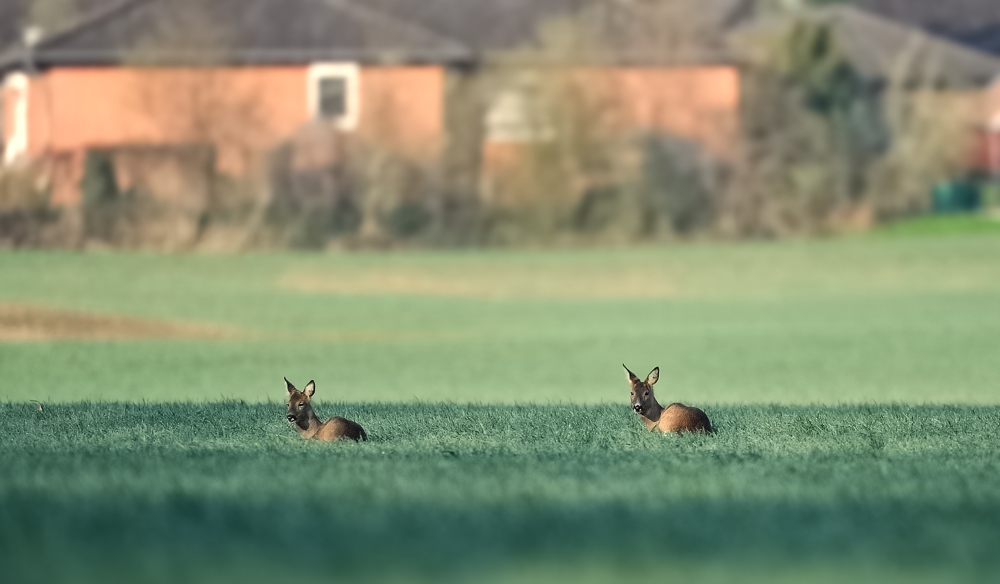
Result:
[386, 201, 433, 239]
[80, 150, 121, 242]
[0, 168, 62, 248]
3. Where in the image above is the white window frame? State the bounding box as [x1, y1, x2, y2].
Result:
[3, 73, 29, 166]
[308, 63, 360, 131]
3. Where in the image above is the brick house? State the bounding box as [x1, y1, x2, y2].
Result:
[733, 3, 1000, 177]
[0, 0, 471, 204]
[858, 0, 1000, 57]
[4, 0, 996, 209]
[859, 0, 1000, 175]
[0, 0, 746, 206]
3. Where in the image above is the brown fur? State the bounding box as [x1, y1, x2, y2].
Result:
[624, 364, 712, 434]
[285, 378, 367, 442]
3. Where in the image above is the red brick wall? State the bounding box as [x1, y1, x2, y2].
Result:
[989, 80, 1000, 173]
[15, 65, 446, 204]
[483, 65, 742, 182]
[360, 66, 446, 160]
[579, 66, 741, 157]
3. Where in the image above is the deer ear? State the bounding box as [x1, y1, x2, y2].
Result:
[284, 377, 297, 394]
[624, 364, 640, 385]
[646, 367, 659, 386]
[303, 380, 316, 398]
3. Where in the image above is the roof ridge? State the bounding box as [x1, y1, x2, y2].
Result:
[0, 0, 151, 70]
[828, 4, 1000, 66]
[721, 0, 759, 30]
[33, 0, 151, 51]
[323, 0, 471, 56]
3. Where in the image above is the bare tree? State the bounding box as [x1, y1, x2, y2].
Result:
[123, 1, 271, 173]
[864, 36, 978, 219]
[480, 0, 729, 242]
[114, 0, 273, 248]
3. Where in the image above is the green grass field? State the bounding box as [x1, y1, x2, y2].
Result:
[2, 230, 999, 583]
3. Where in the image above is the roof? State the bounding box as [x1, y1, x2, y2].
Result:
[359, 0, 590, 54]
[0, 0, 471, 71]
[19, 0, 990, 78]
[363, 0, 752, 59]
[0, 0, 119, 54]
[0, 0, 107, 52]
[0, 2, 25, 53]
[858, 0, 1000, 56]
[522, 0, 748, 65]
[730, 4, 1000, 87]
[0, 0, 751, 72]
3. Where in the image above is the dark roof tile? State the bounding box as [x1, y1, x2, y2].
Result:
[731, 4, 1000, 87]
[3, 0, 752, 71]
[858, 0, 1000, 55]
[3, 0, 471, 69]
[1, 0, 120, 52]
[359, 0, 752, 54]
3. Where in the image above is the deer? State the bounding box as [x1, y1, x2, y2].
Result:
[624, 364, 712, 434]
[285, 377, 367, 442]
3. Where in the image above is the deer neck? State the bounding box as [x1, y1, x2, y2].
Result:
[297, 407, 324, 438]
[639, 400, 664, 430]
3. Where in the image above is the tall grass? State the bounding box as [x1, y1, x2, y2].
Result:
[1, 235, 999, 582]
[2, 402, 999, 583]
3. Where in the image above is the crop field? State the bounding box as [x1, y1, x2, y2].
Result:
[1, 230, 1000, 583]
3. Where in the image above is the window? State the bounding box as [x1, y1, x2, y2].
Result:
[318, 77, 347, 119]
[308, 63, 359, 131]
[485, 73, 553, 143]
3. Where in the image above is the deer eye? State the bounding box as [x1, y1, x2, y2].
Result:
[643, 391, 649, 398]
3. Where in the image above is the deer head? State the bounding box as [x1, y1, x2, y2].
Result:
[285, 377, 316, 431]
[624, 364, 659, 418]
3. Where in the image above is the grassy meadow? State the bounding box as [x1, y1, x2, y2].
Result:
[1, 226, 1000, 582]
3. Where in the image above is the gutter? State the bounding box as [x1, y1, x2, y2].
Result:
[2, 47, 478, 71]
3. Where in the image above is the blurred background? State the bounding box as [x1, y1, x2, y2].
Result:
[1, 0, 998, 250]
[2, 0, 999, 404]
[2, 2, 1000, 584]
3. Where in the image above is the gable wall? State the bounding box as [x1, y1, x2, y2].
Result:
[579, 66, 741, 157]
[987, 78, 1000, 172]
[481, 65, 742, 194]
[10, 64, 446, 203]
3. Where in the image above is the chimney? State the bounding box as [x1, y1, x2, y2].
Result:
[22, 26, 44, 74]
